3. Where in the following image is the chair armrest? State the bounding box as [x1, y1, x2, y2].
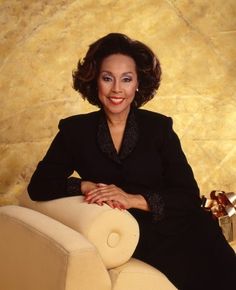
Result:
[0, 205, 111, 290]
[25, 196, 140, 269]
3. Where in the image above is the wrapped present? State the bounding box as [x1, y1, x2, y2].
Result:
[201, 190, 236, 242]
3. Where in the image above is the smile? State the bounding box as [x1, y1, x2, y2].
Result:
[108, 97, 125, 105]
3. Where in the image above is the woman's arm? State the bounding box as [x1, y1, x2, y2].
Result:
[28, 120, 79, 201]
[153, 117, 202, 218]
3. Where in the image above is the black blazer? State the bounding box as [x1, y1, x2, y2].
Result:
[28, 108, 202, 233]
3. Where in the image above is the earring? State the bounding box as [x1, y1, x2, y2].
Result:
[136, 88, 139, 92]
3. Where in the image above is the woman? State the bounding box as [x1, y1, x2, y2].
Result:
[28, 33, 236, 289]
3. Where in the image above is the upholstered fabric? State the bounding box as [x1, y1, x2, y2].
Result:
[109, 258, 177, 290]
[23, 196, 140, 269]
[1, 203, 235, 290]
[0, 205, 111, 290]
[230, 240, 236, 252]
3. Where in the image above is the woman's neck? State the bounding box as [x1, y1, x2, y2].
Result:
[103, 108, 130, 153]
[105, 109, 130, 128]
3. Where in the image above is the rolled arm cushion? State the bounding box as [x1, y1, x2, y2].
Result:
[26, 196, 140, 269]
[0, 205, 111, 290]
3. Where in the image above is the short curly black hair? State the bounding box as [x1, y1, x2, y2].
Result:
[72, 33, 161, 108]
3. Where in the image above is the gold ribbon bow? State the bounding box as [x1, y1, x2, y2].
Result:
[201, 190, 236, 218]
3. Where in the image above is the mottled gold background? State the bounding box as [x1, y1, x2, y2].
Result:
[0, 0, 235, 205]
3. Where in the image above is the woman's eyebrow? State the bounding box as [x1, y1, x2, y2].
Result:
[100, 70, 134, 75]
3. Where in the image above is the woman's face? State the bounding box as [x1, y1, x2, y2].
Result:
[97, 54, 138, 118]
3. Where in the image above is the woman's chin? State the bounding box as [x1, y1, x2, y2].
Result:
[103, 104, 131, 116]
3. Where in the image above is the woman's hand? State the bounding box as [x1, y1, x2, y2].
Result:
[81, 181, 122, 209]
[84, 183, 130, 209]
[81, 180, 98, 195]
[83, 182, 150, 211]
[84, 184, 135, 210]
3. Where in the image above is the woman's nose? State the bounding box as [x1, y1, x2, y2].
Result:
[112, 80, 122, 93]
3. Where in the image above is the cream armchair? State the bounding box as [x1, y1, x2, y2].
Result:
[0, 195, 177, 290]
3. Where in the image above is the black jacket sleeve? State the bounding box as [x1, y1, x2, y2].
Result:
[140, 117, 202, 222]
[27, 120, 81, 201]
[160, 118, 201, 213]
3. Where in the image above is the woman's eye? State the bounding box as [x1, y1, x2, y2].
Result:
[102, 76, 112, 82]
[123, 77, 132, 82]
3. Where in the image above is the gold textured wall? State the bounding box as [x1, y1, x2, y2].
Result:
[0, 0, 235, 205]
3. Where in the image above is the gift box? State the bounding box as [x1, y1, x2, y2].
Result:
[201, 191, 236, 242]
